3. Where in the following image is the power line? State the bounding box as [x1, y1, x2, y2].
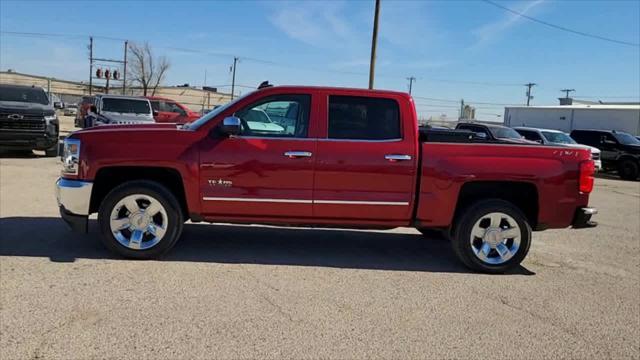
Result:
[482, 0, 640, 47]
[0, 30, 535, 88]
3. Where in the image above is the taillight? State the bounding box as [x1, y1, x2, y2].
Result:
[579, 160, 595, 194]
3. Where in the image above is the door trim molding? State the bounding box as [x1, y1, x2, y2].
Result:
[202, 197, 409, 206]
[203, 197, 313, 204]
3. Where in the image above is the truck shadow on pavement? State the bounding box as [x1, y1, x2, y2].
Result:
[0, 217, 535, 275]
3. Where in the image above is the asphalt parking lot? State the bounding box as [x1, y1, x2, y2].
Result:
[1, 117, 639, 359]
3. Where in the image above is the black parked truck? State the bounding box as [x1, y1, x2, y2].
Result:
[0, 84, 60, 156]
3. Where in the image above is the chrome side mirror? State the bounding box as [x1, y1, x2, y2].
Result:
[219, 116, 241, 136]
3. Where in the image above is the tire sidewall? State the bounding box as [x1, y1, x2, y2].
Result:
[453, 199, 532, 274]
[618, 159, 639, 180]
[98, 181, 183, 259]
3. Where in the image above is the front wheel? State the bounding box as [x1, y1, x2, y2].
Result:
[98, 180, 184, 259]
[451, 199, 531, 274]
[44, 143, 59, 157]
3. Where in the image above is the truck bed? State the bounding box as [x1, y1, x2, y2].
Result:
[415, 141, 591, 230]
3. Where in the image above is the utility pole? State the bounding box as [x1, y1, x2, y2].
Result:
[525, 82, 537, 106]
[407, 76, 416, 94]
[230, 57, 238, 100]
[88, 37, 93, 95]
[561, 88, 575, 99]
[368, 0, 381, 89]
[122, 40, 128, 95]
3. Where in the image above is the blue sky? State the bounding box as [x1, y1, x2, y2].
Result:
[1, 0, 639, 119]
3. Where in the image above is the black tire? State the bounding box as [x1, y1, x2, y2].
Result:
[618, 159, 639, 180]
[44, 143, 59, 157]
[451, 199, 531, 274]
[98, 180, 184, 259]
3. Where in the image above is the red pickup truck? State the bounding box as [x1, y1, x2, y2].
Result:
[55, 86, 597, 273]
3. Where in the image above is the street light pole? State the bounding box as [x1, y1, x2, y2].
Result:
[368, 0, 381, 89]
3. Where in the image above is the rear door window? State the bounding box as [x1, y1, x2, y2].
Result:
[328, 96, 400, 140]
[518, 130, 542, 142]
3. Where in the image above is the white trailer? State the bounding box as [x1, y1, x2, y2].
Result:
[504, 105, 640, 136]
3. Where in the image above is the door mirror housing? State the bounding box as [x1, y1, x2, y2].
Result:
[89, 105, 98, 114]
[153, 110, 159, 117]
[218, 116, 241, 136]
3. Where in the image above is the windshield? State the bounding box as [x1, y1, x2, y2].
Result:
[542, 131, 577, 144]
[492, 127, 523, 139]
[186, 91, 253, 130]
[102, 98, 151, 114]
[0, 86, 49, 105]
[614, 132, 640, 145]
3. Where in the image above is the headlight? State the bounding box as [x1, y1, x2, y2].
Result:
[44, 114, 58, 124]
[61, 138, 81, 175]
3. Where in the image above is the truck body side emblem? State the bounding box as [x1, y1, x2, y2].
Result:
[208, 179, 232, 187]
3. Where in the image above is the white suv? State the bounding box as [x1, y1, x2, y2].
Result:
[514, 127, 602, 171]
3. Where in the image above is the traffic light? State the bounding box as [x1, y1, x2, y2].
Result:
[95, 68, 102, 78]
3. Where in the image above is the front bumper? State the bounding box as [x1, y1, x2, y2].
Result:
[55, 178, 93, 232]
[0, 131, 58, 150]
[594, 160, 602, 171]
[572, 207, 598, 229]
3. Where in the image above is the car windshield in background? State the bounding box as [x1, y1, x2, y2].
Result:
[101, 98, 150, 114]
[614, 132, 640, 145]
[492, 127, 523, 139]
[542, 131, 577, 144]
[0, 86, 49, 105]
[185, 91, 253, 130]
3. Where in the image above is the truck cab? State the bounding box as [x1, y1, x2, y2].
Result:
[570, 129, 640, 180]
[0, 84, 59, 156]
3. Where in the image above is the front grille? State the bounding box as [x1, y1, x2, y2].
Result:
[0, 119, 45, 131]
[0, 111, 46, 121]
[592, 153, 600, 160]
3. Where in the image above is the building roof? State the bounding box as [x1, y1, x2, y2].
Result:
[506, 104, 640, 110]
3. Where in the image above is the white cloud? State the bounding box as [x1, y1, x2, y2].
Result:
[471, 0, 546, 49]
[268, 1, 359, 50]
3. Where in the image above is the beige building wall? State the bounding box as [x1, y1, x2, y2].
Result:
[0, 71, 233, 112]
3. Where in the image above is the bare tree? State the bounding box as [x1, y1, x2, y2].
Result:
[127, 42, 170, 96]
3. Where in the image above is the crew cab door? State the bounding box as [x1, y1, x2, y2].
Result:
[199, 94, 316, 218]
[313, 93, 418, 222]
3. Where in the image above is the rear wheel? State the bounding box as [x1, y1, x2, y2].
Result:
[618, 159, 639, 180]
[451, 199, 531, 274]
[98, 180, 183, 259]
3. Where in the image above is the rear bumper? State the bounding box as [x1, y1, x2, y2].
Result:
[55, 178, 93, 233]
[572, 207, 598, 229]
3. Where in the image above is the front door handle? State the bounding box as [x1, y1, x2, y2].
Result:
[385, 154, 412, 162]
[284, 151, 313, 158]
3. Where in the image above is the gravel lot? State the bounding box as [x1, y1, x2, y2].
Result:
[1, 116, 639, 359]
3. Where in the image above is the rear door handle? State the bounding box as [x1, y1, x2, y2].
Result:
[284, 151, 313, 158]
[385, 154, 412, 162]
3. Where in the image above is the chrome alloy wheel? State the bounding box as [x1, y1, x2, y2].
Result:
[469, 212, 521, 265]
[110, 194, 168, 250]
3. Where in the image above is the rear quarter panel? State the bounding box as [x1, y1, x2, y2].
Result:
[417, 143, 592, 229]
